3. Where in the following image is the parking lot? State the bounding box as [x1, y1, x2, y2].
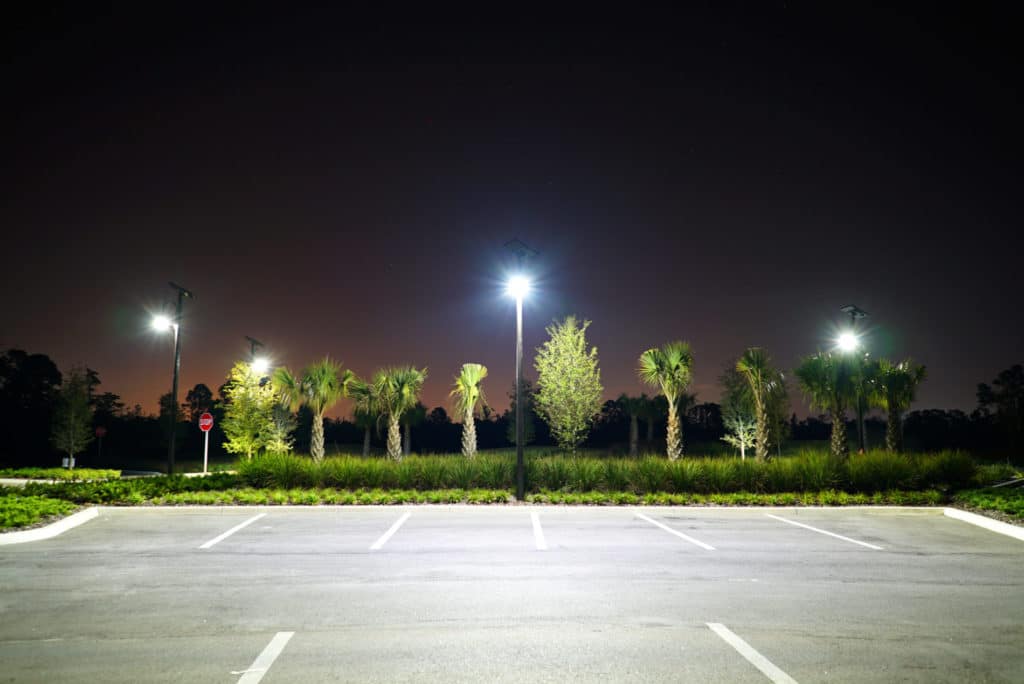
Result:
[1, 505, 1022, 682]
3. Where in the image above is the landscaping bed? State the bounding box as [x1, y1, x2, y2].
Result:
[0, 494, 78, 530]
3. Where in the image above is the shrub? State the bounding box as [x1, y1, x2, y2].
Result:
[0, 495, 77, 529]
[0, 468, 121, 481]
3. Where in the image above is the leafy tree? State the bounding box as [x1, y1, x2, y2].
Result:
[274, 358, 353, 462]
[735, 348, 785, 461]
[373, 366, 428, 460]
[1, 349, 63, 463]
[978, 364, 1024, 455]
[875, 359, 927, 452]
[348, 376, 381, 457]
[638, 341, 694, 460]
[534, 316, 604, 452]
[721, 411, 756, 460]
[451, 363, 488, 457]
[185, 383, 214, 422]
[222, 362, 277, 460]
[505, 379, 537, 446]
[92, 392, 125, 422]
[50, 367, 93, 466]
[794, 352, 856, 459]
[401, 402, 427, 456]
[266, 404, 297, 455]
[617, 394, 646, 457]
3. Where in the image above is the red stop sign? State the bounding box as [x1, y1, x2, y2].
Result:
[199, 412, 214, 432]
[95, 426, 107, 438]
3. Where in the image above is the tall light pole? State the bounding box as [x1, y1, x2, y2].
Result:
[505, 238, 538, 501]
[839, 304, 869, 452]
[153, 282, 193, 475]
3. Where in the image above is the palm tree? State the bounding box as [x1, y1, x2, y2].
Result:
[401, 402, 427, 456]
[373, 366, 428, 461]
[736, 347, 783, 461]
[794, 352, 856, 460]
[451, 363, 488, 458]
[638, 341, 694, 460]
[617, 394, 645, 457]
[850, 353, 880, 452]
[348, 376, 380, 457]
[273, 357, 352, 463]
[874, 359, 926, 452]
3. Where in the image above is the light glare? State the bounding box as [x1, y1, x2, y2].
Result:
[837, 331, 859, 352]
[506, 275, 531, 299]
[151, 315, 173, 332]
[251, 357, 271, 374]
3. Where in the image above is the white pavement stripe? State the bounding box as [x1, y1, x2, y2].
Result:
[370, 511, 411, 550]
[198, 513, 267, 549]
[531, 512, 547, 550]
[765, 514, 883, 550]
[707, 623, 797, 684]
[635, 512, 715, 550]
[0, 507, 98, 545]
[235, 631, 294, 684]
[944, 508, 1024, 542]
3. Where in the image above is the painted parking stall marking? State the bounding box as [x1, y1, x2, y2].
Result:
[707, 623, 798, 684]
[531, 512, 547, 550]
[199, 513, 267, 550]
[635, 512, 715, 550]
[233, 631, 294, 683]
[765, 514, 883, 550]
[370, 511, 411, 550]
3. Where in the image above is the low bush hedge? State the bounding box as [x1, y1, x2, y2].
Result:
[233, 450, 977, 494]
[0, 467, 121, 481]
[0, 494, 77, 529]
[526, 489, 944, 506]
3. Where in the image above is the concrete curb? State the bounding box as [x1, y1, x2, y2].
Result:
[943, 507, 1024, 542]
[0, 507, 99, 546]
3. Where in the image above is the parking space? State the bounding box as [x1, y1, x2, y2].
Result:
[1, 505, 1022, 682]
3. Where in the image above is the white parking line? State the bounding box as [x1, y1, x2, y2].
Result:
[199, 513, 267, 549]
[765, 514, 883, 550]
[635, 512, 715, 550]
[707, 623, 797, 684]
[370, 511, 411, 550]
[531, 512, 547, 550]
[234, 631, 294, 683]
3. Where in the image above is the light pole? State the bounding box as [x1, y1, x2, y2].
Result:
[152, 282, 193, 475]
[507, 275, 531, 500]
[839, 304, 869, 452]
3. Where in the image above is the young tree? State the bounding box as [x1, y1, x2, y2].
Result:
[638, 341, 694, 460]
[721, 412, 757, 460]
[274, 358, 352, 462]
[50, 367, 93, 467]
[222, 362, 277, 460]
[876, 359, 927, 452]
[720, 363, 756, 460]
[348, 376, 380, 457]
[534, 316, 604, 452]
[374, 366, 428, 461]
[266, 404, 297, 455]
[794, 352, 856, 459]
[735, 348, 785, 461]
[451, 363, 488, 458]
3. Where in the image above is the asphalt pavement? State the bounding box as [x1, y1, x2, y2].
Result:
[1, 505, 1022, 683]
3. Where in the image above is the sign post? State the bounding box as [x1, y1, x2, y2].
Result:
[95, 426, 107, 461]
[198, 412, 214, 474]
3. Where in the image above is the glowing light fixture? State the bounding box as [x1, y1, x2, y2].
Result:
[151, 314, 174, 332]
[251, 357, 271, 374]
[837, 331, 859, 352]
[506, 275, 531, 299]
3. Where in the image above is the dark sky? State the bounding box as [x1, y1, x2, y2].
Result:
[2, 5, 1021, 419]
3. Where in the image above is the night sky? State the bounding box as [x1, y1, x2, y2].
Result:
[3, 5, 1020, 419]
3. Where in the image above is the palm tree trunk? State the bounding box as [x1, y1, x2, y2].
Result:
[362, 426, 371, 457]
[387, 415, 402, 461]
[629, 415, 638, 457]
[403, 422, 411, 456]
[754, 401, 769, 462]
[462, 409, 477, 458]
[311, 414, 325, 462]
[830, 410, 848, 460]
[666, 403, 682, 460]
[886, 409, 901, 452]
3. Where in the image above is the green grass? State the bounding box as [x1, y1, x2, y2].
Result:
[0, 494, 78, 529]
[953, 489, 1024, 521]
[0, 467, 121, 481]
